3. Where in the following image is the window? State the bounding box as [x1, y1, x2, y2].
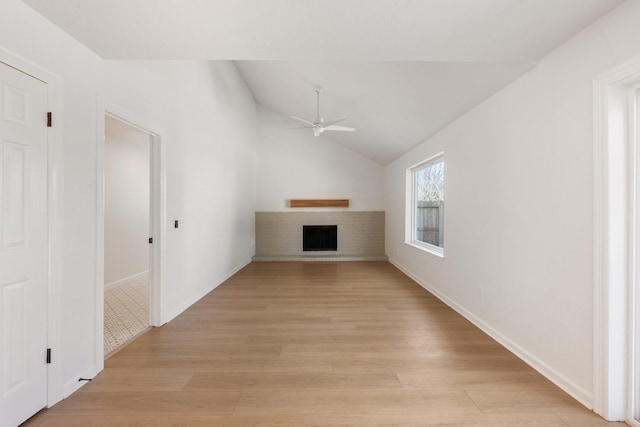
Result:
[407, 153, 444, 256]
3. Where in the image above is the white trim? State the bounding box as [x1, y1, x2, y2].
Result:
[629, 85, 640, 427]
[150, 127, 166, 326]
[592, 76, 606, 417]
[628, 86, 639, 426]
[104, 270, 150, 291]
[95, 98, 166, 375]
[389, 257, 594, 408]
[62, 365, 95, 399]
[0, 47, 64, 407]
[592, 68, 610, 420]
[95, 96, 105, 373]
[407, 151, 445, 171]
[406, 151, 445, 257]
[404, 240, 444, 258]
[164, 259, 251, 324]
[593, 54, 640, 423]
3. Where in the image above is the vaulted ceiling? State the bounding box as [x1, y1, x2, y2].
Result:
[24, 0, 624, 164]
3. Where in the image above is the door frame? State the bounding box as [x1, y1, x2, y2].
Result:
[593, 55, 640, 423]
[630, 85, 640, 427]
[95, 98, 165, 372]
[0, 48, 64, 407]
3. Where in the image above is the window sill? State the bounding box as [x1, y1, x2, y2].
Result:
[405, 240, 444, 259]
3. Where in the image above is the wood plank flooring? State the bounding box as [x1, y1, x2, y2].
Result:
[23, 262, 623, 426]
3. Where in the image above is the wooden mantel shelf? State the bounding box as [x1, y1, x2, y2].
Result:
[289, 199, 349, 208]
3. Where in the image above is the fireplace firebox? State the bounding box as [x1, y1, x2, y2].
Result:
[303, 225, 337, 251]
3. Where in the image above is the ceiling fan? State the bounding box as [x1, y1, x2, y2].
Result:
[290, 88, 355, 137]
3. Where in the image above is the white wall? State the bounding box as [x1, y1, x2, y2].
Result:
[256, 106, 384, 211]
[104, 117, 150, 285]
[0, 0, 104, 401]
[1, 0, 258, 404]
[102, 60, 257, 322]
[385, 0, 640, 408]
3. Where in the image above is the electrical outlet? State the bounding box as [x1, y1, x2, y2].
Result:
[476, 286, 484, 301]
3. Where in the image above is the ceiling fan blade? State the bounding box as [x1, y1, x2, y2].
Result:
[322, 117, 347, 127]
[290, 116, 314, 127]
[324, 125, 355, 132]
[290, 89, 355, 136]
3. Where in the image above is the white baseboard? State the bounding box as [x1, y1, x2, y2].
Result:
[163, 258, 252, 324]
[388, 257, 594, 409]
[104, 270, 149, 290]
[62, 365, 96, 399]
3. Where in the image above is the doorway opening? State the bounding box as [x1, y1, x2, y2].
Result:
[103, 115, 152, 357]
[96, 103, 164, 371]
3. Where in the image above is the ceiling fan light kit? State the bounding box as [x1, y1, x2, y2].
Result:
[290, 88, 355, 137]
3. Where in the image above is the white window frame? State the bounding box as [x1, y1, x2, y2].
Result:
[405, 152, 445, 258]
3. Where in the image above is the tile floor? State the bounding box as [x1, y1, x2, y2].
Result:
[104, 273, 149, 355]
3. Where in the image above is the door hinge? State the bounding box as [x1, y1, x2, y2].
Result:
[148, 237, 153, 244]
[47, 112, 52, 128]
[46, 348, 51, 364]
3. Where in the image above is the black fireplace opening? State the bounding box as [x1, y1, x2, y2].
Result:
[303, 225, 337, 251]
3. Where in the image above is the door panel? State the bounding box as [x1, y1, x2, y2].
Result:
[2, 141, 27, 249]
[0, 62, 48, 427]
[2, 281, 27, 394]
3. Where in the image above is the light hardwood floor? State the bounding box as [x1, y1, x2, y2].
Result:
[24, 262, 624, 426]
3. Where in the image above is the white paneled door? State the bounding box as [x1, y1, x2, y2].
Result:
[0, 62, 49, 427]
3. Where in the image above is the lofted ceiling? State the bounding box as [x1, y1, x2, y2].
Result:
[235, 61, 535, 164]
[24, 0, 624, 164]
